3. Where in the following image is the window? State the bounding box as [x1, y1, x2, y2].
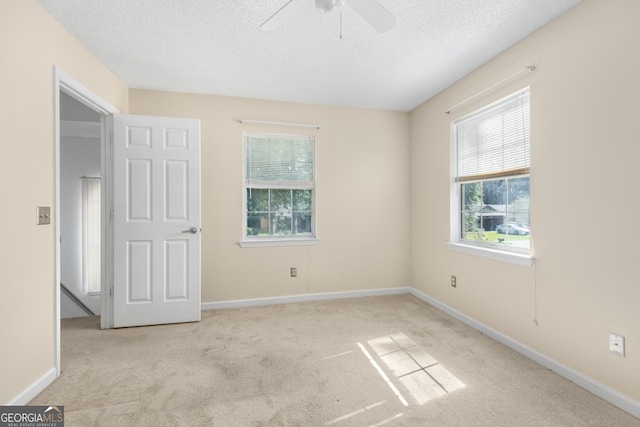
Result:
[452, 88, 530, 254]
[242, 132, 317, 246]
[81, 177, 101, 294]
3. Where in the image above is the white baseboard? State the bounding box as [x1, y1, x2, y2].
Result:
[407, 288, 640, 420]
[6, 368, 57, 406]
[201, 287, 411, 311]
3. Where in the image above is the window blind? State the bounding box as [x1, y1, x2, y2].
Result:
[455, 88, 530, 182]
[81, 177, 101, 294]
[245, 134, 315, 187]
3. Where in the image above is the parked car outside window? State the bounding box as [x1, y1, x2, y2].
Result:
[496, 223, 530, 235]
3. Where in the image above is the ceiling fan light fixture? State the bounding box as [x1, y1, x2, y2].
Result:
[261, 0, 395, 33]
[315, 0, 346, 13]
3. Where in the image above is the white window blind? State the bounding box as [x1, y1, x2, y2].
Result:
[81, 177, 101, 294]
[245, 134, 314, 188]
[456, 88, 530, 182]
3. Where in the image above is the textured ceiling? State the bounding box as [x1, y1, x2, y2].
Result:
[37, 0, 581, 112]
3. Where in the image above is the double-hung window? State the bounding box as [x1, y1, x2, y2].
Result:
[242, 132, 317, 246]
[452, 88, 531, 255]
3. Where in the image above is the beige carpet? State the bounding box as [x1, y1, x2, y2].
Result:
[32, 294, 640, 426]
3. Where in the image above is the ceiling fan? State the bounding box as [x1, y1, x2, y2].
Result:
[260, 0, 396, 33]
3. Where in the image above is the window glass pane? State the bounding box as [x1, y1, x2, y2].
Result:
[480, 179, 506, 234]
[461, 182, 483, 240]
[462, 212, 478, 240]
[508, 176, 530, 213]
[247, 188, 269, 212]
[462, 182, 482, 212]
[271, 212, 292, 235]
[271, 189, 291, 212]
[506, 176, 530, 250]
[292, 189, 312, 212]
[482, 179, 505, 205]
[293, 212, 312, 235]
[247, 213, 269, 236]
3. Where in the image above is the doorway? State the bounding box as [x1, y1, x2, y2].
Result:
[59, 92, 102, 319]
[54, 68, 119, 376]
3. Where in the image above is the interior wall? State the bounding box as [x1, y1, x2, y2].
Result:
[0, 0, 128, 404]
[129, 90, 411, 303]
[6, 0, 636, 412]
[410, 0, 640, 403]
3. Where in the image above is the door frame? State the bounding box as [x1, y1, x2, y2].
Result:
[54, 68, 119, 376]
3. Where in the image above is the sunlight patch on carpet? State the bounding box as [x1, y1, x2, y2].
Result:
[320, 350, 354, 361]
[368, 412, 404, 426]
[367, 332, 465, 405]
[325, 400, 386, 425]
[357, 342, 409, 407]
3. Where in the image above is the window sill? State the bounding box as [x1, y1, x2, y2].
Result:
[239, 237, 320, 248]
[447, 242, 534, 267]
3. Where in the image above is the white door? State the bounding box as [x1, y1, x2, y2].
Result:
[113, 114, 201, 328]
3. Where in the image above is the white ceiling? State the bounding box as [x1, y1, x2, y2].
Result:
[37, 0, 581, 112]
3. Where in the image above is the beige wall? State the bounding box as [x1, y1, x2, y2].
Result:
[4, 0, 638, 411]
[410, 0, 640, 402]
[0, 1, 128, 404]
[129, 90, 411, 302]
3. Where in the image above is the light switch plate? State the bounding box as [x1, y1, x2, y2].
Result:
[37, 206, 51, 225]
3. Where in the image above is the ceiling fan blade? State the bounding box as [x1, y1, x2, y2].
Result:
[260, 0, 308, 32]
[347, 0, 396, 33]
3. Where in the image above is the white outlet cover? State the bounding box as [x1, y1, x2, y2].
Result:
[609, 333, 625, 357]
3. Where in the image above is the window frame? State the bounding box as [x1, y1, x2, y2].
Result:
[240, 131, 319, 248]
[448, 88, 533, 266]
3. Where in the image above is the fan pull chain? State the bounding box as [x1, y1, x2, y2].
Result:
[340, 11, 343, 39]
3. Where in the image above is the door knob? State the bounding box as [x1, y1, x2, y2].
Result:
[182, 227, 198, 234]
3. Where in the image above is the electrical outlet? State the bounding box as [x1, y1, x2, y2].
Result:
[609, 333, 625, 357]
[37, 206, 51, 225]
[290, 267, 297, 278]
[451, 275, 457, 288]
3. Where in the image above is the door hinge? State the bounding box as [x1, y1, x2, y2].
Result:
[109, 287, 114, 298]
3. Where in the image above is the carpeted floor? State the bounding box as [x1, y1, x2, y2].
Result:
[31, 294, 640, 426]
